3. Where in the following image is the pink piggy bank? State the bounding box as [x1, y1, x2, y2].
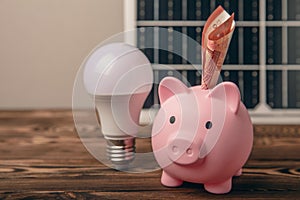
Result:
[151, 77, 253, 194]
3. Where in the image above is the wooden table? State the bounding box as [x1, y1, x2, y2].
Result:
[0, 110, 299, 199]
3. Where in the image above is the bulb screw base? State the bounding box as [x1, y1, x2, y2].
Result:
[106, 138, 136, 170]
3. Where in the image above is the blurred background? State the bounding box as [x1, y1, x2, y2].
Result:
[0, 0, 124, 109]
[0, 0, 299, 123]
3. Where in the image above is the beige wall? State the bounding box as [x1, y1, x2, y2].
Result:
[0, 0, 124, 109]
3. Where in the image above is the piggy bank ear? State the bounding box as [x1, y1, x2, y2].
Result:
[158, 77, 188, 104]
[208, 82, 241, 114]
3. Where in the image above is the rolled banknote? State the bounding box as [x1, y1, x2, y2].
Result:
[201, 6, 235, 90]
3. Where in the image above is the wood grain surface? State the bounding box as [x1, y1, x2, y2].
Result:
[0, 110, 299, 199]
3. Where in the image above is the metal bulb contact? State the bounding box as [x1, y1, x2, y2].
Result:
[106, 138, 136, 170]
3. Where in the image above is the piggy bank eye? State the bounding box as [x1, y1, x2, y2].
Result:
[205, 121, 212, 129]
[169, 116, 176, 124]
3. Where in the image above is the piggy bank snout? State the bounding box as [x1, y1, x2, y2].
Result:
[167, 138, 202, 165]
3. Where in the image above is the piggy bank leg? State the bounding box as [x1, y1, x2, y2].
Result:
[161, 170, 183, 187]
[204, 178, 232, 194]
[234, 168, 242, 176]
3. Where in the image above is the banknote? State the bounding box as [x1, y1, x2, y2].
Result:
[201, 6, 235, 90]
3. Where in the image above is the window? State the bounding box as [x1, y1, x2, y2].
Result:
[124, 0, 300, 124]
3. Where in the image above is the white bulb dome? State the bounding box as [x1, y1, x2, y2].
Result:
[83, 42, 153, 96]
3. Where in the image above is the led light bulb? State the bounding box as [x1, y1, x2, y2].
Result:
[83, 43, 153, 169]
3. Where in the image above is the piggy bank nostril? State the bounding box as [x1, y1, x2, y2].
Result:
[172, 146, 179, 154]
[186, 148, 193, 155]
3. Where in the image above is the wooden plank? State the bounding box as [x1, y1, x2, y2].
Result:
[0, 110, 299, 199]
